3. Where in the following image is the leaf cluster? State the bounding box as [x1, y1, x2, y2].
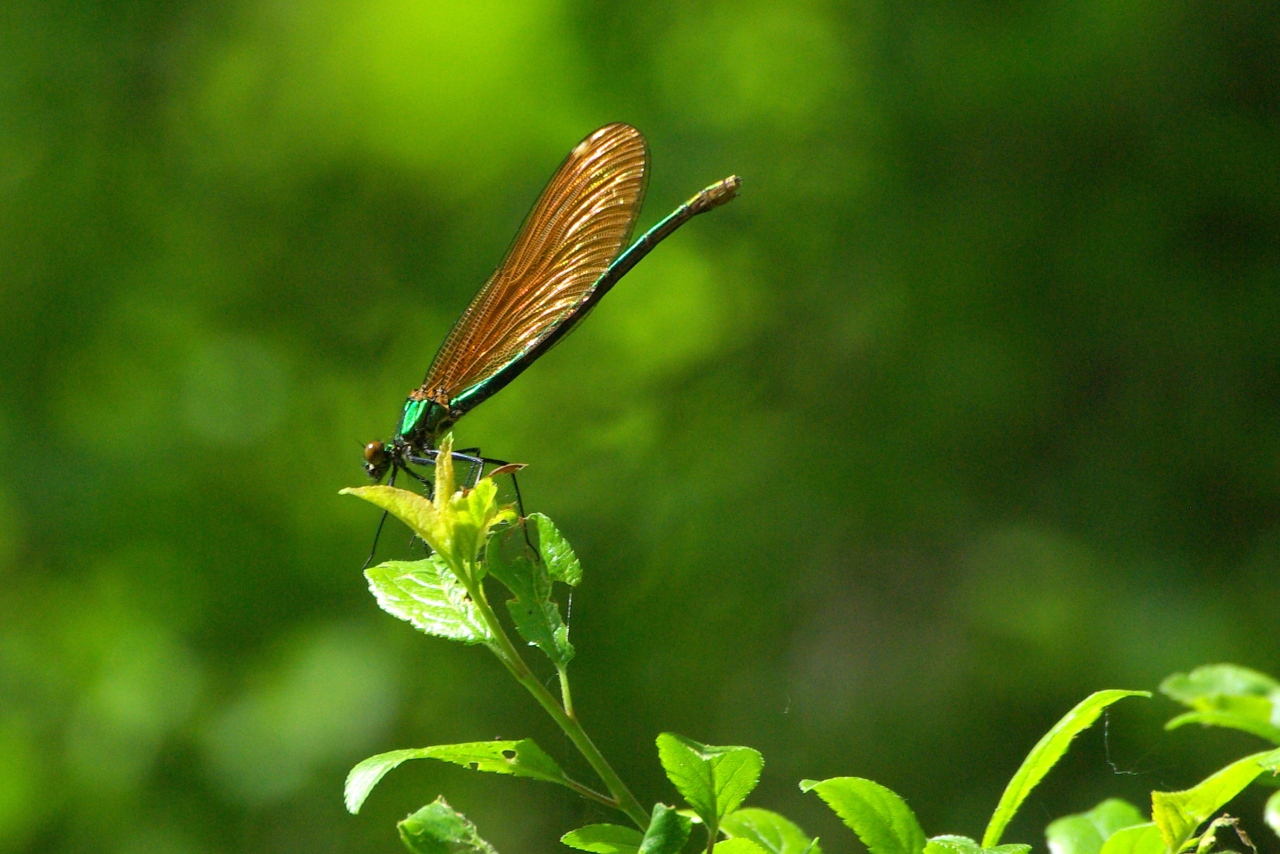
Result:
[803, 666, 1280, 854]
[560, 734, 804, 854]
[342, 457, 1280, 854]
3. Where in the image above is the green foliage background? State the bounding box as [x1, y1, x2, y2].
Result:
[1, 1, 1277, 852]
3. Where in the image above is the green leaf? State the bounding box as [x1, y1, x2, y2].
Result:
[716, 840, 772, 854]
[656, 733, 763, 832]
[347, 749, 419, 814]
[1161, 664, 1280, 706]
[530, 512, 582, 586]
[640, 803, 694, 854]
[1097, 824, 1164, 854]
[1165, 710, 1280, 744]
[450, 477, 509, 574]
[923, 838, 977, 854]
[1045, 799, 1146, 854]
[561, 824, 645, 854]
[1150, 747, 1280, 852]
[722, 807, 823, 854]
[558, 808, 692, 854]
[800, 777, 925, 854]
[417, 739, 569, 782]
[398, 797, 498, 854]
[345, 739, 570, 813]
[486, 526, 574, 667]
[343, 484, 450, 559]
[1265, 789, 1279, 839]
[922, 834, 1029, 854]
[982, 690, 1150, 848]
[1160, 664, 1280, 745]
[365, 557, 493, 645]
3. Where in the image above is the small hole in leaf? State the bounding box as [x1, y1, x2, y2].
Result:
[501, 750, 516, 760]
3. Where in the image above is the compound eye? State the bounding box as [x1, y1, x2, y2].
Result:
[364, 441, 386, 464]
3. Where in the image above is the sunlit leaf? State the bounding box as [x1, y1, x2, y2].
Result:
[1045, 799, 1145, 854]
[1150, 747, 1280, 851]
[347, 749, 417, 814]
[640, 803, 693, 854]
[716, 840, 771, 854]
[801, 777, 925, 854]
[486, 525, 573, 666]
[561, 824, 645, 854]
[656, 733, 763, 830]
[1161, 664, 1280, 706]
[398, 797, 497, 854]
[1165, 710, 1280, 744]
[343, 484, 449, 556]
[1096, 824, 1163, 854]
[722, 807, 822, 854]
[418, 739, 568, 782]
[434, 434, 458, 500]
[1265, 789, 1279, 839]
[530, 512, 582, 586]
[982, 690, 1150, 848]
[450, 476, 514, 575]
[364, 557, 492, 644]
[922, 834, 1029, 854]
[363, 557, 488, 642]
[345, 739, 569, 813]
[1160, 664, 1280, 745]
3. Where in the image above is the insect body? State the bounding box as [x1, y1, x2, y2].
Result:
[363, 123, 740, 492]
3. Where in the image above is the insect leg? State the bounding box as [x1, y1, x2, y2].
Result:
[404, 451, 485, 488]
[508, 469, 527, 519]
[454, 447, 485, 487]
[401, 464, 434, 496]
[391, 464, 437, 552]
[362, 511, 390, 570]
[362, 464, 400, 570]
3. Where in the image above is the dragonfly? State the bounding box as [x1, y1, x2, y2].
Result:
[362, 123, 739, 541]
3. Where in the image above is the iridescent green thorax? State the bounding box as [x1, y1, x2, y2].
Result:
[398, 398, 428, 437]
[396, 397, 456, 449]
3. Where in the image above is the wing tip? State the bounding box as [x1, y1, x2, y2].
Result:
[574, 122, 644, 157]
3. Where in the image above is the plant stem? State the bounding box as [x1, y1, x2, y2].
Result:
[469, 575, 649, 829]
[558, 665, 575, 719]
[561, 777, 620, 809]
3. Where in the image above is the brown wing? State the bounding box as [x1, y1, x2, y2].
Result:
[421, 123, 649, 402]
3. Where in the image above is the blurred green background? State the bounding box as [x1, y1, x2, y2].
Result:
[2, 0, 1278, 851]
